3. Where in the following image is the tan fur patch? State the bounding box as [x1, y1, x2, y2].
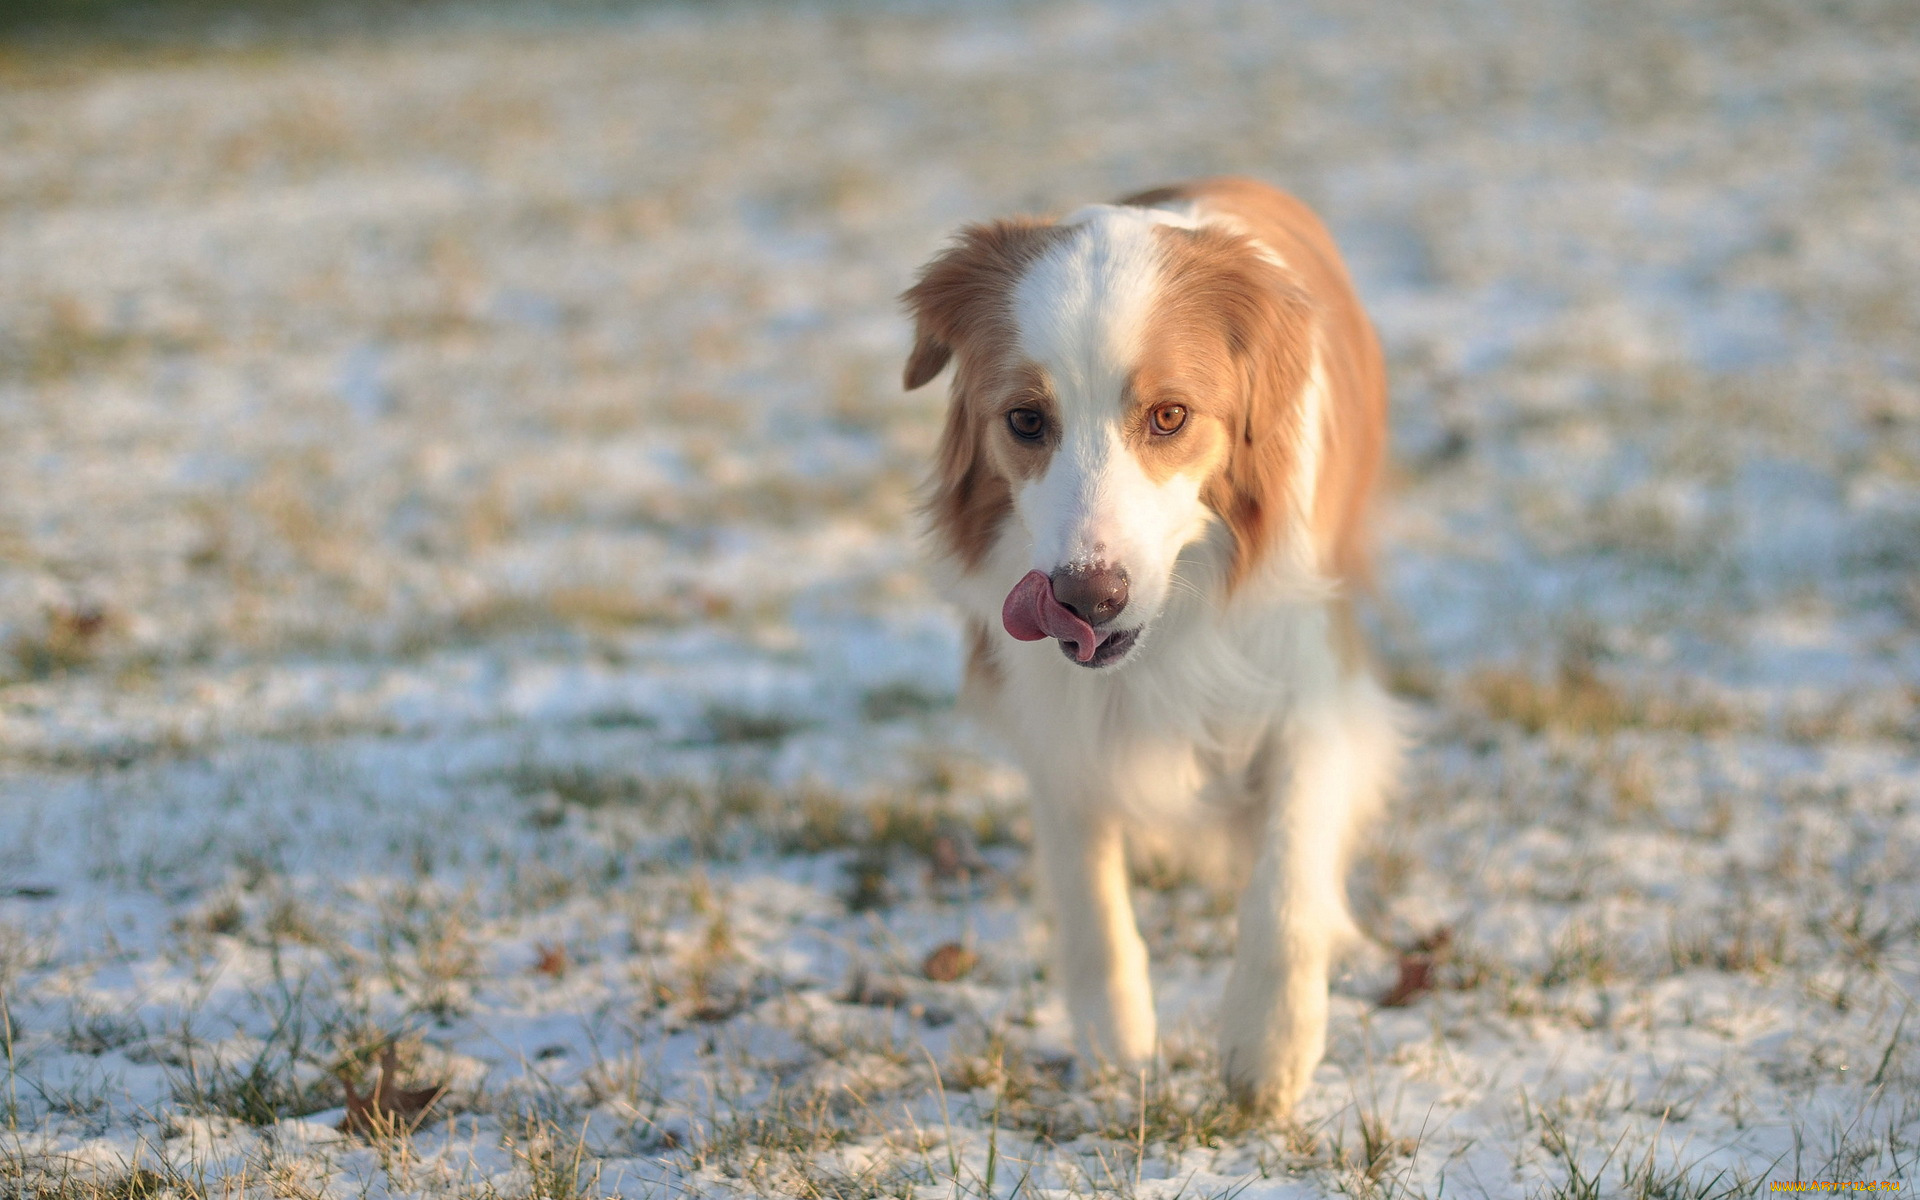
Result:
[1134, 220, 1314, 588]
[1121, 309, 1239, 491]
[989, 362, 1060, 484]
[903, 219, 1067, 569]
[962, 618, 1002, 700]
[1124, 179, 1387, 588]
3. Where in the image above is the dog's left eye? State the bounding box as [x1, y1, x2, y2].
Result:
[1150, 404, 1188, 435]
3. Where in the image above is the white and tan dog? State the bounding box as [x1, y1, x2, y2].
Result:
[903, 177, 1398, 1115]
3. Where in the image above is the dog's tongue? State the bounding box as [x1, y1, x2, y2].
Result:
[1001, 569, 1099, 663]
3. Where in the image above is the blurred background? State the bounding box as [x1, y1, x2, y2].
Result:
[3, 0, 1917, 727]
[2, 0, 1918, 1193]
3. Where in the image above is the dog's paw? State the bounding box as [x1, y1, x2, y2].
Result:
[1218, 975, 1328, 1117]
[1072, 990, 1158, 1071]
[1057, 941, 1158, 1071]
[1221, 1041, 1317, 1117]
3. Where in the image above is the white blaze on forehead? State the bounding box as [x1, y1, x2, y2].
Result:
[1004, 205, 1217, 615]
[1011, 205, 1199, 397]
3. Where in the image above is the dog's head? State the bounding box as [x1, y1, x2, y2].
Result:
[904, 203, 1330, 670]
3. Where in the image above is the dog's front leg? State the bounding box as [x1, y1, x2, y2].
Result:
[1219, 691, 1393, 1115]
[1029, 795, 1156, 1069]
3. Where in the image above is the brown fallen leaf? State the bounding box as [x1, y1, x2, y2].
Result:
[922, 941, 977, 983]
[926, 822, 995, 887]
[51, 602, 110, 642]
[532, 942, 568, 978]
[338, 1044, 446, 1138]
[1379, 926, 1453, 1008]
[1379, 955, 1434, 1007]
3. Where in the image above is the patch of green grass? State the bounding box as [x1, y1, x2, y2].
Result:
[3, 604, 117, 683]
[1468, 657, 1732, 739]
[61, 1004, 147, 1057]
[677, 1082, 881, 1195]
[503, 762, 1019, 876]
[373, 884, 481, 1023]
[1532, 1107, 1609, 1200]
[0, 299, 202, 383]
[166, 989, 333, 1126]
[0, 0, 478, 40]
[504, 764, 657, 811]
[0, 1156, 208, 1200]
[500, 1116, 608, 1200]
[859, 682, 949, 723]
[1665, 909, 1790, 977]
[1539, 919, 1619, 991]
[1088, 1065, 1255, 1157]
[1615, 1150, 1752, 1200]
[1526, 1104, 1753, 1200]
[697, 705, 814, 746]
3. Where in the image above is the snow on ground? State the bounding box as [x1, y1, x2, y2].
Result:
[2, 0, 1918, 1194]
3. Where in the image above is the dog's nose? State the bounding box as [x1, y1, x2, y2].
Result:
[1049, 564, 1129, 626]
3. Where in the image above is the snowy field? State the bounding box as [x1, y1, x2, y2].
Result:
[2, 0, 1919, 1194]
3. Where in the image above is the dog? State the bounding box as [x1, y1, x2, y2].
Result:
[902, 177, 1398, 1115]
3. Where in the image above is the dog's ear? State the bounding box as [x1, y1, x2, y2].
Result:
[905, 218, 1058, 569]
[901, 217, 1057, 391]
[1206, 235, 1388, 589]
[1220, 256, 1315, 449]
[903, 330, 952, 391]
[1188, 235, 1318, 586]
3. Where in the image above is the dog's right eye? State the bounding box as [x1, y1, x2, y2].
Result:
[1007, 409, 1046, 441]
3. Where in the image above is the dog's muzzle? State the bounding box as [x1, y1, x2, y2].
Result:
[1001, 566, 1136, 667]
